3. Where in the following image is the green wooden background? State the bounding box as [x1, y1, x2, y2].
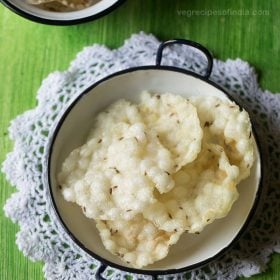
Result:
[0, 0, 279, 279]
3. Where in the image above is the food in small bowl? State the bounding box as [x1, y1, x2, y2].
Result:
[47, 39, 261, 277]
[57, 91, 255, 269]
[0, 0, 124, 25]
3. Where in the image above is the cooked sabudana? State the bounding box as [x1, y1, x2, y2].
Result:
[143, 143, 240, 234]
[139, 92, 203, 170]
[58, 96, 202, 222]
[96, 215, 183, 268]
[58, 92, 254, 268]
[189, 96, 254, 182]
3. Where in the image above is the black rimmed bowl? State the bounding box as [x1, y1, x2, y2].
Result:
[0, 0, 125, 25]
[46, 39, 262, 279]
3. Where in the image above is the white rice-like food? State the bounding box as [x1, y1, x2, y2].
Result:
[139, 92, 203, 170]
[58, 92, 254, 268]
[189, 96, 254, 182]
[143, 143, 240, 234]
[96, 215, 183, 268]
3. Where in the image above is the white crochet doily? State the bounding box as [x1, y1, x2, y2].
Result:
[2, 32, 280, 280]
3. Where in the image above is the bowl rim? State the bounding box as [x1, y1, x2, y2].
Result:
[46, 65, 263, 276]
[0, 0, 125, 25]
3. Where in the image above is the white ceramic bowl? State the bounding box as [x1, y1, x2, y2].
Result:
[46, 40, 262, 278]
[0, 0, 124, 25]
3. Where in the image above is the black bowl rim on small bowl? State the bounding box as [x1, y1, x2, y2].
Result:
[0, 0, 125, 25]
[46, 39, 263, 279]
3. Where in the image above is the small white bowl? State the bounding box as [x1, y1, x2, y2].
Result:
[0, 0, 125, 25]
[46, 40, 262, 278]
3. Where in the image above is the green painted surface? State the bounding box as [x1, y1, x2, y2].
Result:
[0, 0, 279, 279]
